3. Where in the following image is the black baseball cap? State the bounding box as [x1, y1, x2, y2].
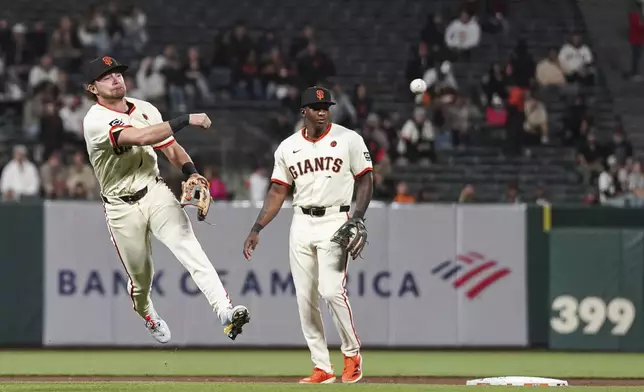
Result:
[85, 56, 128, 84]
[301, 86, 336, 108]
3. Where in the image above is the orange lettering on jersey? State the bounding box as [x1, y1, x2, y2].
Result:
[332, 158, 343, 173]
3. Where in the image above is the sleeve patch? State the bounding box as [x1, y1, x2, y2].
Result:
[364, 151, 371, 161]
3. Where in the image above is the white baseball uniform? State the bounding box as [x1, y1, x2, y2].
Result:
[83, 97, 233, 324]
[271, 123, 373, 373]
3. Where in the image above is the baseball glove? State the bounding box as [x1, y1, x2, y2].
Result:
[331, 217, 368, 260]
[180, 174, 211, 221]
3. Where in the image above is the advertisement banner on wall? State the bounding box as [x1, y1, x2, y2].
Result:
[43, 202, 527, 347]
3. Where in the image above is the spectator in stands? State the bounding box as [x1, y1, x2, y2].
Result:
[296, 41, 336, 88]
[536, 47, 566, 87]
[405, 41, 433, 83]
[28, 20, 49, 59]
[372, 171, 395, 202]
[260, 47, 290, 100]
[290, 24, 315, 59]
[353, 83, 373, 129]
[0, 67, 25, 102]
[561, 95, 590, 146]
[422, 60, 458, 102]
[576, 132, 604, 185]
[481, 62, 508, 104]
[246, 164, 268, 205]
[481, 0, 510, 38]
[136, 57, 166, 106]
[228, 21, 254, 70]
[183, 46, 214, 106]
[509, 39, 535, 88]
[235, 50, 263, 100]
[534, 185, 550, 206]
[445, 95, 482, 147]
[458, 184, 476, 203]
[0, 145, 40, 201]
[523, 91, 549, 144]
[627, 160, 644, 206]
[420, 12, 446, 60]
[606, 126, 633, 165]
[40, 151, 68, 199]
[396, 106, 436, 165]
[66, 151, 97, 200]
[501, 182, 521, 203]
[50, 16, 83, 73]
[628, 0, 644, 80]
[393, 181, 416, 204]
[558, 32, 595, 86]
[485, 95, 507, 127]
[598, 155, 625, 207]
[77, 6, 111, 55]
[329, 83, 357, 128]
[362, 114, 389, 164]
[6, 23, 34, 82]
[444, 10, 481, 61]
[59, 95, 85, 146]
[157, 44, 188, 113]
[28, 55, 60, 90]
[39, 100, 65, 161]
[121, 6, 148, 53]
[204, 166, 230, 201]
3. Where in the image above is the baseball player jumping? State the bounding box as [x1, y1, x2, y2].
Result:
[243, 86, 374, 384]
[82, 56, 250, 343]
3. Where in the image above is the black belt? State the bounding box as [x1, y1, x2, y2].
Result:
[300, 205, 350, 217]
[101, 186, 148, 204]
[101, 177, 163, 204]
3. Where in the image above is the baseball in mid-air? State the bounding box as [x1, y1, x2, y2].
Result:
[409, 78, 427, 94]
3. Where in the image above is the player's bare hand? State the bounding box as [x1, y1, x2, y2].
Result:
[243, 232, 259, 261]
[189, 113, 212, 129]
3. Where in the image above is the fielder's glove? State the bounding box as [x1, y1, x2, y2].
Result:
[331, 217, 368, 260]
[180, 174, 211, 221]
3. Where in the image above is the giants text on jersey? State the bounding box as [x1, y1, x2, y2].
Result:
[270, 123, 373, 207]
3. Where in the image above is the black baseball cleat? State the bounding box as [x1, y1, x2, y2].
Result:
[223, 305, 250, 341]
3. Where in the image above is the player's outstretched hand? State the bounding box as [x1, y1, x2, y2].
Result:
[243, 232, 259, 261]
[189, 113, 212, 129]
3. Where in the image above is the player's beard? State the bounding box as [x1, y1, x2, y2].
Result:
[99, 86, 126, 101]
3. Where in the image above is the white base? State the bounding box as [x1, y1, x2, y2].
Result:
[466, 376, 568, 386]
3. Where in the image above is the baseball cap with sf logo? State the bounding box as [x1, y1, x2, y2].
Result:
[85, 56, 129, 85]
[300, 86, 336, 108]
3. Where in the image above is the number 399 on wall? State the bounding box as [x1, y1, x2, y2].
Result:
[550, 295, 636, 336]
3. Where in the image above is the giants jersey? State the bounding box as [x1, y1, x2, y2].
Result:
[271, 123, 373, 207]
[83, 97, 175, 197]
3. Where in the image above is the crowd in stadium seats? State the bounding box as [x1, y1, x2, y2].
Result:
[0, 0, 641, 206]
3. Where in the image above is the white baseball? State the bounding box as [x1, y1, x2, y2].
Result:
[409, 78, 427, 94]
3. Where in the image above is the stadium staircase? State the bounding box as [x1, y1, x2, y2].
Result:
[575, 0, 644, 159]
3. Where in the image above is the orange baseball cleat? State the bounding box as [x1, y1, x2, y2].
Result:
[342, 354, 363, 383]
[299, 367, 336, 384]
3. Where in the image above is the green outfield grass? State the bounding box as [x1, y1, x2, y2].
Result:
[0, 384, 642, 392]
[0, 349, 644, 378]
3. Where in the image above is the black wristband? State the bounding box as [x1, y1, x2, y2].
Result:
[251, 223, 263, 233]
[169, 114, 190, 133]
[181, 162, 199, 178]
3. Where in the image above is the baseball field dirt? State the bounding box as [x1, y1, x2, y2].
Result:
[2, 350, 644, 390]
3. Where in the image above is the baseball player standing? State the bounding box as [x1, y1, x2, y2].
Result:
[242, 86, 374, 384]
[82, 56, 250, 343]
